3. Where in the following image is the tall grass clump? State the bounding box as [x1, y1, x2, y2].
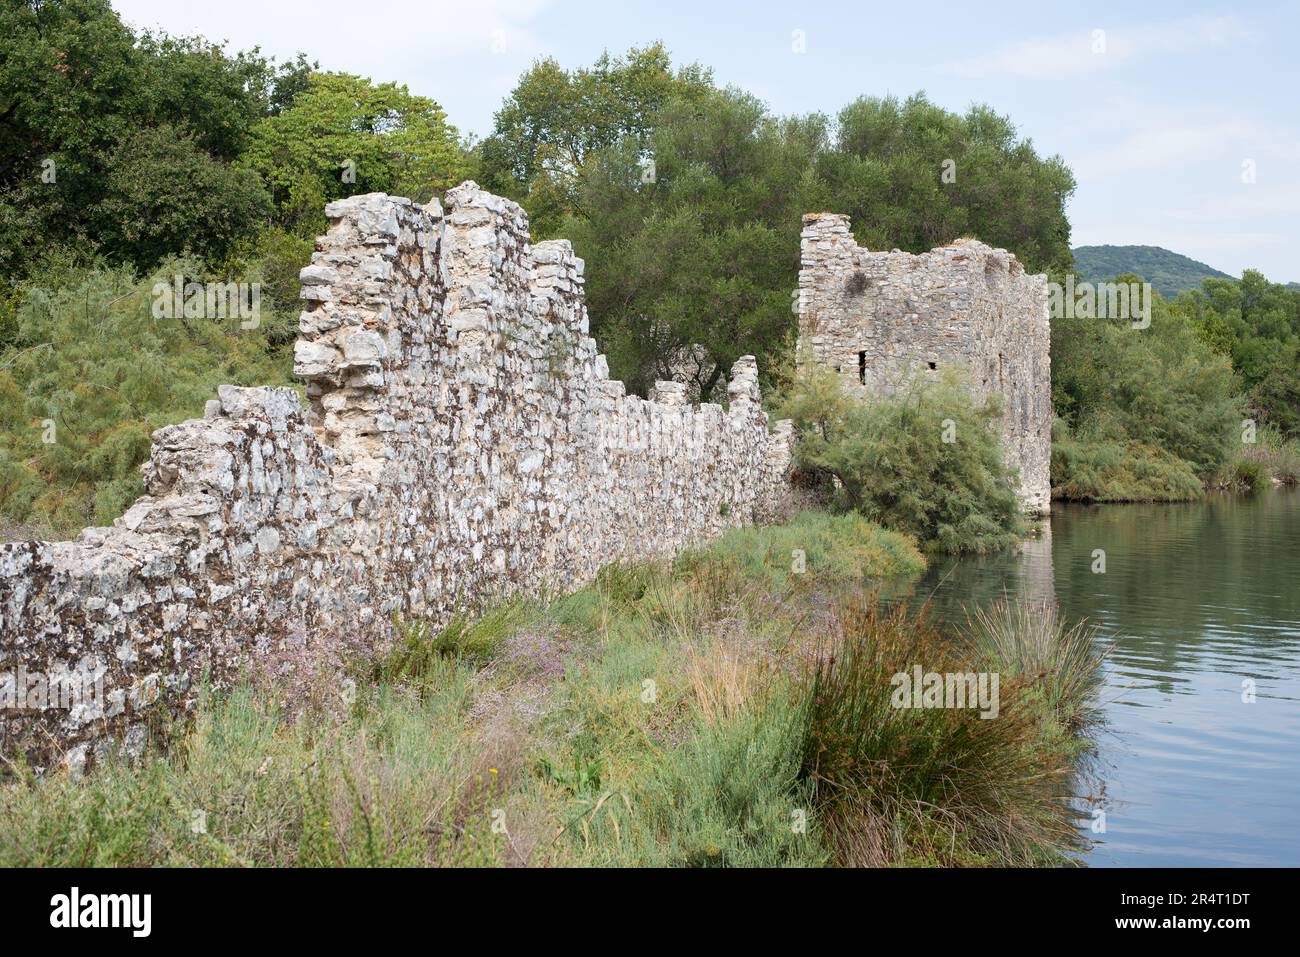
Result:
[798, 600, 1089, 866]
[1225, 423, 1300, 487]
[778, 365, 1029, 554]
[961, 597, 1108, 733]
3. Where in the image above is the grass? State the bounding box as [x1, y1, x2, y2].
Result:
[0, 510, 1105, 867]
[1209, 425, 1300, 491]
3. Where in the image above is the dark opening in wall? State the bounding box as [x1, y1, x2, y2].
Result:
[858, 351, 867, 384]
[927, 361, 937, 370]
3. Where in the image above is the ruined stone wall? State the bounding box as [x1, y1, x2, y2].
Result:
[0, 182, 793, 770]
[796, 213, 1050, 514]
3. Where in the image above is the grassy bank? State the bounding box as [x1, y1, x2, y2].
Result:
[1052, 420, 1300, 502]
[0, 511, 1104, 867]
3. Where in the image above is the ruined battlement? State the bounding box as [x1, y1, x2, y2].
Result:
[0, 182, 794, 771]
[797, 213, 1051, 514]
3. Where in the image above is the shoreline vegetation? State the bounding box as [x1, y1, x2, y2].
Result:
[0, 511, 1107, 867]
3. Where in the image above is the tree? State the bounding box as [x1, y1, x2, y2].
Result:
[242, 72, 469, 212]
[92, 126, 272, 269]
[1052, 282, 1241, 484]
[808, 94, 1077, 275]
[475, 42, 714, 237]
[0, 0, 312, 275]
[777, 364, 1027, 554]
[565, 89, 824, 395]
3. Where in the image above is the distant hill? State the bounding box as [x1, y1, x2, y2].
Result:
[1072, 245, 1233, 299]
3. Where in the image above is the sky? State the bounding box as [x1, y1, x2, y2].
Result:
[111, 0, 1300, 283]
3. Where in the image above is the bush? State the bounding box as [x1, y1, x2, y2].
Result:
[0, 264, 293, 536]
[676, 510, 924, 592]
[1050, 419, 1204, 502]
[778, 365, 1028, 553]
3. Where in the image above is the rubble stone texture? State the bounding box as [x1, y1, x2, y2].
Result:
[0, 183, 794, 770]
[796, 213, 1051, 514]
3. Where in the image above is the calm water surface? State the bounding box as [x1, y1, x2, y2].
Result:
[888, 488, 1300, 866]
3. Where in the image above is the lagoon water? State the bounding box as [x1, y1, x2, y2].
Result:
[889, 488, 1300, 866]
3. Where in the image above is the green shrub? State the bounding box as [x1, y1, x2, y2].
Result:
[1050, 419, 1204, 502]
[778, 365, 1028, 553]
[632, 691, 825, 867]
[0, 263, 293, 535]
[677, 510, 924, 591]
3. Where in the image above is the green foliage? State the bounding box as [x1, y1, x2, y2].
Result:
[383, 601, 532, 682]
[778, 365, 1028, 553]
[0, 265, 292, 535]
[1072, 244, 1232, 299]
[633, 691, 823, 867]
[475, 42, 714, 237]
[1173, 271, 1300, 439]
[0, 0, 310, 276]
[242, 72, 470, 212]
[1050, 289, 1242, 498]
[481, 50, 1076, 395]
[676, 510, 924, 592]
[566, 88, 821, 395]
[808, 94, 1077, 276]
[92, 125, 272, 269]
[1050, 421, 1204, 502]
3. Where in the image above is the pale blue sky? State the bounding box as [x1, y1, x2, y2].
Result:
[114, 0, 1299, 282]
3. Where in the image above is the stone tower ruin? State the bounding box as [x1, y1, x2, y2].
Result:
[796, 213, 1051, 514]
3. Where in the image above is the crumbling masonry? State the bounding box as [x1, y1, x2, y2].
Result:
[0, 183, 794, 770]
[797, 213, 1051, 514]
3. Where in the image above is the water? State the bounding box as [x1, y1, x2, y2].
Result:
[887, 488, 1300, 866]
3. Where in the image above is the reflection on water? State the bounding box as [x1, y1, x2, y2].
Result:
[899, 488, 1300, 867]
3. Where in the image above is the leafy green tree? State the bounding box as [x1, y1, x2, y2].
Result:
[778, 365, 1027, 553]
[242, 72, 469, 211]
[1051, 282, 1242, 497]
[1173, 271, 1300, 437]
[0, 0, 311, 276]
[475, 42, 714, 237]
[92, 125, 272, 269]
[565, 89, 823, 396]
[808, 94, 1077, 275]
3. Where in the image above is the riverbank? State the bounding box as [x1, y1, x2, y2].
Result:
[0, 510, 1103, 867]
[911, 487, 1300, 865]
[1052, 426, 1300, 504]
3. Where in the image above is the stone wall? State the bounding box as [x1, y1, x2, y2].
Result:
[796, 213, 1051, 513]
[0, 182, 793, 771]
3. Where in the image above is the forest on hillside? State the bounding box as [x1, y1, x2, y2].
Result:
[1072, 244, 1233, 298]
